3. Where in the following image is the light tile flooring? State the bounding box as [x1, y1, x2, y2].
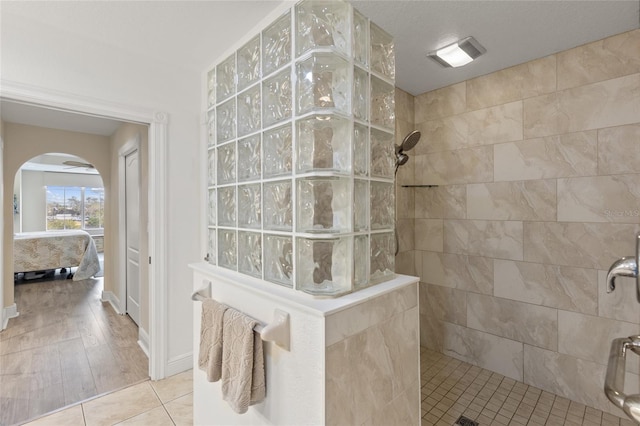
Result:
[0, 274, 148, 425]
[23, 370, 193, 426]
[420, 348, 634, 426]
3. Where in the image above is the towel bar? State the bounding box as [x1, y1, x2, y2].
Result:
[192, 280, 290, 351]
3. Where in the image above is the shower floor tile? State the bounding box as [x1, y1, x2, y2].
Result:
[420, 347, 635, 426]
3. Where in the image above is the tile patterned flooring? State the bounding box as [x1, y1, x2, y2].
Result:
[420, 348, 635, 426]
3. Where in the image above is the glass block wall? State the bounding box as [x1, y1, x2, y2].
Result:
[206, 0, 395, 296]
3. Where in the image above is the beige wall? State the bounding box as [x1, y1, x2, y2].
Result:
[2, 123, 110, 308]
[396, 29, 640, 414]
[109, 123, 150, 332]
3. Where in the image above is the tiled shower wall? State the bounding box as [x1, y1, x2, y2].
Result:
[395, 28, 640, 414]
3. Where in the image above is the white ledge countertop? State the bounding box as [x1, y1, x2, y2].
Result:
[189, 262, 419, 317]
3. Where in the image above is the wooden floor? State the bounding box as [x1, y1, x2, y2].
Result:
[0, 272, 148, 426]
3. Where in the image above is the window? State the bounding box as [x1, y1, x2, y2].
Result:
[46, 186, 104, 231]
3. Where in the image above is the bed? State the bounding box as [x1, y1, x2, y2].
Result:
[14, 230, 101, 281]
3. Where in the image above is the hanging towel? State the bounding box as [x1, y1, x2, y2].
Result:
[198, 298, 228, 382]
[221, 308, 266, 414]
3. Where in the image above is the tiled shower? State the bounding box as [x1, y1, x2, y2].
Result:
[394, 28, 640, 415]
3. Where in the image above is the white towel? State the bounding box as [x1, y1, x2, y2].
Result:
[198, 298, 228, 382]
[221, 308, 266, 414]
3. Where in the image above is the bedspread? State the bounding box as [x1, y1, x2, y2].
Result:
[14, 230, 101, 281]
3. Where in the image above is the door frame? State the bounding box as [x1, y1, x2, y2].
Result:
[118, 136, 141, 327]
[1, 80, 169, 380]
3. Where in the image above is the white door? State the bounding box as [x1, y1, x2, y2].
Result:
[125, 150, 141, 325]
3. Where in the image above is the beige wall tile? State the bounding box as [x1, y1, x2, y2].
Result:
[467, 180, 556, 221]
[394, 250, 415, 276]
[326, 284, 417, 346]
[598, 124, 640, 175]
[416, 115, 469, 154]
[415, 219, 443, 252]
[467, 293, 558, 350]
[396, 218, 415, 252]
[415, 82, 466, 122]
[363, 379, 420, 426]
[558, 310, 640, 373]
[524, 74, 640, 139]
[524, 222, 640, 269]
[442, 322, 524, 381]
[420, 311, 443, 351]
[558, 175, 640, 223]
[494, 260, 597, 315]
[494, 131, 598, 181]
[597, 270, 640, 324]
[557, 29, 640, 90]
[396, 186, 414, 219]
[524, 345, 639, 416]
[415, 185, 466, 219]
[395, 87, 415, 125]
[326, 307, 419, 425]
[467, 56, 557, 110]
[466, 101, 523, 146]
[444, 219, 523, 260]
[426, 283, 467, 326]
[414, 146, 493, 185]
[420, 251, 493, 295]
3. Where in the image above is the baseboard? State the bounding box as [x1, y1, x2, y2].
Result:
[138, 327, 150, 358]
[2, 303, 19, 330]
[101, 291, 123, 314]
[166, 352, 193, 376]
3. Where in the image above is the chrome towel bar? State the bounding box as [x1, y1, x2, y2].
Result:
[192, 280, 290, 351]
[605, 335, 640, 422]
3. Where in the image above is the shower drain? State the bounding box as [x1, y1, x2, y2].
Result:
[454, 415, 479, 426]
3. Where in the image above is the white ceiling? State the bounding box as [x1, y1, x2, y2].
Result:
[1, 0, 638, 134]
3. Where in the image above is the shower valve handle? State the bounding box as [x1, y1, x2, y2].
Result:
[606, 232, 640, 303]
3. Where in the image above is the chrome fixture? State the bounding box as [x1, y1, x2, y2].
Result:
[427, 36, 486, 68]
[606, 335, 640, 422]
[395, 130, 421, 175]
[606, 232, 640, 302]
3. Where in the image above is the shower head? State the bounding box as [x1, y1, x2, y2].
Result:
[400, 130, 421, 152]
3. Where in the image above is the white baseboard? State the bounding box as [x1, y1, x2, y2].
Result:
[101, 291, 123, 314]
[166, 352, 193, 376]
[2, 303, 19, 330]
[138, 327, 150, 358]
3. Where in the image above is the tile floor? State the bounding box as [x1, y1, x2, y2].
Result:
[420, 348, 634, 426]
[23, 370, 193, 426]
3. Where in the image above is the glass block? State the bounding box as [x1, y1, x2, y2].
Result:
[237, 35, 261, 91]
[263, 124, 292, 178]
[207, 228, 216, 265]
[216, 53, 236, 103]
[217, 143, 236, 184]
[208, 189, 216, 226]
[370, 22, 395, 80]
[207, 68, 216, 108]
[352, 9, 368, 67]
[354, 179, 368, 231]
[207, 111, 215, 147]
[353, 66, 368, 121]
[216, 98, 236, 143]
[370, 128, 394, 178]
[207, 149, 216, 187]
[295, 0, 350, 57]
[238, 231, 262, 278]
[238, 184, 261, 229]
[263, 180, 292, 231]
[218, 229, 237, 270]
[370, 76, 395, 130]
[237, 85, 261, 137]
[297, 236, 352, 296]
[296, 114, 351, 173]
[370, 181, 394, 230]
[296, 53, 350, 115]
[354, 234, 369, 289]
[217, 187, 236, 227]
[353, 123, 368, 176]
[262, 12, 291, 76]
[262, 70, 292, 127]
[237, 135, 261, 182]
[297, 177, 351, 233]
[370, 232, 395, 283]
[264, 234, 293, 287]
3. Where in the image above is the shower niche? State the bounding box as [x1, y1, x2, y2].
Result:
[205, 0, 396, 296]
